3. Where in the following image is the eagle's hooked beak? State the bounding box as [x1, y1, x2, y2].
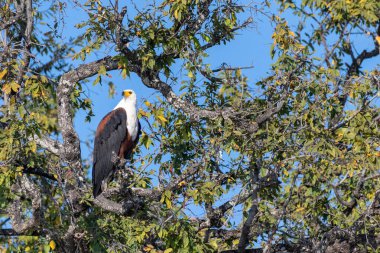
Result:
[122, 90, 133, 98]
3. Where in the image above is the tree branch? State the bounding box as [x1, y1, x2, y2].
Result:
[0, 229, 40, 236]
[331, 23, 380, 126]
[238, 160, 260, 252]
[32, 135, 62, 155]
[0, 11, 24, 31]
[92, 193, 145, 216]
[139, 71, 286, 134]
[7, 175, 41, 234]
[22, 167, 57, 181]
[91, 162, 202, 215]
[61, 56, 120, 84]
[332, 184, 356, 209]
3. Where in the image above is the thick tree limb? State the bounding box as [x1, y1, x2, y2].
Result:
[186, 0, 213, 32]
[57, 77, 82, 174]
[92, 193, 145, 216]
[139, 71, 226, 120]
[32, 135, 62, 155]
[61, 224, 77, 253]
[61, 56, 121, 84]
[7, 175, 41, 234]
[264, 170, 300, 253]
[14, 0, 33, 86]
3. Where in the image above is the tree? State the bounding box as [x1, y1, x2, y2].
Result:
[0, 0, 379, 252]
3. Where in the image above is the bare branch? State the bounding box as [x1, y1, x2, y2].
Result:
[212, 65, 255, 73]
[346, 25, 380, 77]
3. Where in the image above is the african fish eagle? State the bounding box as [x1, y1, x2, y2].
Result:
[92, 89, 141, 198]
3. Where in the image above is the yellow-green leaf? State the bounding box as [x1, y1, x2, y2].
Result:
[98, 65, 107, 75]
[10, 82, 20, 92]
[2, 84, 11, 94]
[165, 197, 172, 209]
[40, 75, 48, 83]
[30, 141, 37, 153]
[209, 239, 218, 249]
[157, 115, 167, 123]
[49, 240, 56, 250]
[0, 69, 7, 80]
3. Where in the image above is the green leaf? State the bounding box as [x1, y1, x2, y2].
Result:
[121, 68, 130, 79]
[98, 65, 107, 75]
[148, 58, 155, 69]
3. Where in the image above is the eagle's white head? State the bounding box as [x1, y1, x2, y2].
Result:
[114, 89, 139, 140]
[114, 89, 137, 109]
[121, 89, 137, 105]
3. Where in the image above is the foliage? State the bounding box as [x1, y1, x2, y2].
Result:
[0, 0, 379, 252]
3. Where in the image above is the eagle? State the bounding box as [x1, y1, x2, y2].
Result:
[92, 89, 141, 198]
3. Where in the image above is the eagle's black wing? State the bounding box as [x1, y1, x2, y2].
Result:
[92, 108, 127, 198]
